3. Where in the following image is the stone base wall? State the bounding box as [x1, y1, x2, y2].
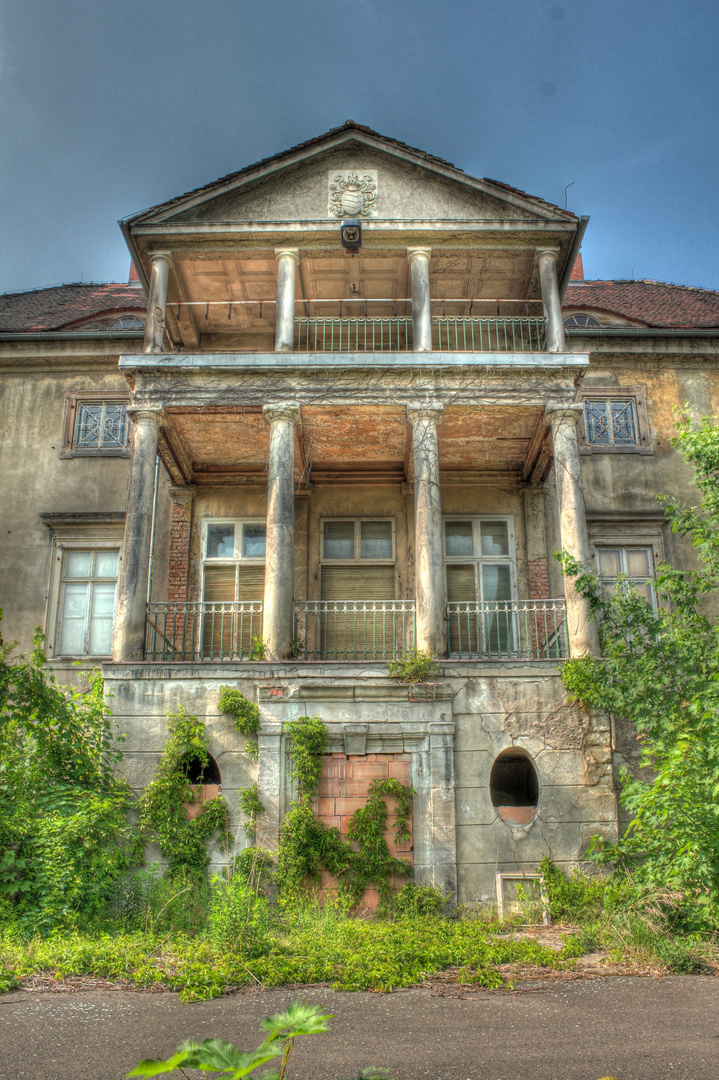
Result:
[103, 661, 617, 904]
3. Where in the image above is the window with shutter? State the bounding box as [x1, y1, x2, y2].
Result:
[201, 520, 265, 659]
[320, 565, 396, 658]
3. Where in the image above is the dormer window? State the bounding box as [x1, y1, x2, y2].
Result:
[563, 313, 601, 328]
[108, 316, 145, 330]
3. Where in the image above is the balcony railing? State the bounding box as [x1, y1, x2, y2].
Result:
[294, 600, 415, 661]
[447, 599, 567, 660]
[294, 315, 546, 353]
[145, 601, 263, 662]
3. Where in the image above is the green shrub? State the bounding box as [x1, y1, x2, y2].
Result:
[392, 882, 445, 917]
[387, 649, 438, 683]
[208, 874, 271, 956]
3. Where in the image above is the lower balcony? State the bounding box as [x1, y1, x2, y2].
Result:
[145, 598, 567, 663]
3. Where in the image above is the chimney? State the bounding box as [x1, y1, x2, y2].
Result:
[570, 252, 584, 281]
[129, 261, 140, 284]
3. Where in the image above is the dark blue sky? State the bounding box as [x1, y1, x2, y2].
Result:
[1, 0, 718, 294]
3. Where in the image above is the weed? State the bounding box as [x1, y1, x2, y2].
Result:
[387, 649, 438, 683]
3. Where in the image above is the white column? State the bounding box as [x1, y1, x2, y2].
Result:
[143, 253, 171, 354]
[408, 404, 446, 655]
[407, 247, 432, 352]
[545, 403, 600, 658]
[536, 248, 566, 353]
[274, 248, 299, 353]
[262, 402, 300, 659]
[112, 406, 163, 661]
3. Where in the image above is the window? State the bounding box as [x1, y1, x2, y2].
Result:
[444, 518, 516, 654]
[56, 548, 119, 656]
[108, 316, 145, 330]
[563, 313, 601, 328]
[319, 519, 396, 657]
[490, 749, 539, 826]
[579, 387, 651, 455]
[62, 392, 130, 457]
[596, 546, 656, 607]
[202, 520, 265, 657]
[584, 398, 638, 446]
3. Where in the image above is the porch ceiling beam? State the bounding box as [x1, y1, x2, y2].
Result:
[169, 264, 201, 349]
[158, 424, 193, 485]
[522, 417, 551, 482]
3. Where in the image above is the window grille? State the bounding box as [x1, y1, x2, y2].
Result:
[74, 401, 128, 451]
[584, 398, 639, 446]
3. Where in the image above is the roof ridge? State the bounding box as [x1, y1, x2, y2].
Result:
[0, 281, 138, 299]
[570, 278, 719, 296]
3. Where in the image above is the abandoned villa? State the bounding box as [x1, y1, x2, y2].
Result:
[2, 121, 719, 904]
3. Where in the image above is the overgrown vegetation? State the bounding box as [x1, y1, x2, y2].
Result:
[0, 622, 134, 933]
[137, 707, 230, 880]
[275, 715, 420, 909]
[387, 648, 438, 683]
[558, 413, 719, 930]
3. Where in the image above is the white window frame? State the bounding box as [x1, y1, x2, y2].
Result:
[442, 516, 518, 601]
[46, 538, 122, 659]
[201, 518, 266, 599]
[319, 518, 396, 566]
[594, 544, 657, 608]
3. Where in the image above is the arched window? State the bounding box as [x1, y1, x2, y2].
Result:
[108, 316, 145, 330]
[490, 749, 539, 825]
[183, 753, 221, 786]
[563, 313, 601, 329]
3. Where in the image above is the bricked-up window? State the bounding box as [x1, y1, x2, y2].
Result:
[202, 520, 265, 656]
[444, 518, 517, 654]
[596, 546, 656, 607]
[62, 392, 130, 457]
[56, 548, 119, 657]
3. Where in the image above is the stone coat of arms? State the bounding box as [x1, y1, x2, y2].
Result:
[328, 171, 378, 218]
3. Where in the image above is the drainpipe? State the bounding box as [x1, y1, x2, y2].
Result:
[146, 454, 160, 605]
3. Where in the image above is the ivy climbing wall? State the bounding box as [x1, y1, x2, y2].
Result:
[313, 753, 413, 908]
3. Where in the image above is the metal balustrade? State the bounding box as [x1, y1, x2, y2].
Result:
[294, 599, 415, 661]
[295, 316, 412, 352]
[446, 599, 567, 660]
[293, 315, 546, 352]
[145, 601, 263, 662]
[433, 316, 546, 352]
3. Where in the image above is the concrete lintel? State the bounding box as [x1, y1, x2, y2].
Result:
[120, 351, 589, 372]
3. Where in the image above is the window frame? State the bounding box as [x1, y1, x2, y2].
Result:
[61, 391, 131, 458]
[594, 544, 657, 608]
[578, 386, 652, 455]
[47, 539, 121, 659]
[319, 518, 396, 566]
[442, 516, 518, 602]
[201, 518, 267, 601]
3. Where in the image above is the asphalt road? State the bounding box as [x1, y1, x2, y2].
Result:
[1, 977, 717, 1080]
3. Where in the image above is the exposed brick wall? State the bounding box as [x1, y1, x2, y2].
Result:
[167, 495, 192, 604]
[528, 557, 550, 600]
[569, 252, 584, 281]
[312, 753, 413, 909]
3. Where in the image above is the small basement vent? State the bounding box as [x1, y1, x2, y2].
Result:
[490, 749, 539, 825]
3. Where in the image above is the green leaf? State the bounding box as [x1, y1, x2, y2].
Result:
[125, 1048, 196, 1077]
[260, 1000, 333, 1037]
[184, 1039, 283, 1077]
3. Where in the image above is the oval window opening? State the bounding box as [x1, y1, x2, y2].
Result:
[490, 749, 539, 826]
[183, 753, 221, 786]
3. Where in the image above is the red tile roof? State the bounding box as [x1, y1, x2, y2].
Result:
[563, 280, 719, 329]
[0, 283, 146, 332]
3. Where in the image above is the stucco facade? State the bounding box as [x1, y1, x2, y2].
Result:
[2, 122, 718, 901]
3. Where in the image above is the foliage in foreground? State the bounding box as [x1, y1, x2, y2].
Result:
[127, 999, 332, 1080]
[0, 620, 135, 933]
[558, 415, 719, 927]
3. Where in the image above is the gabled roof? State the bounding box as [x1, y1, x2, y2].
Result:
[564, 280, 719, 329]
[124, 120, 577, 225]
[0, 283, 146, 332]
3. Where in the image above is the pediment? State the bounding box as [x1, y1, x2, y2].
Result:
[129, 129, 572, 229]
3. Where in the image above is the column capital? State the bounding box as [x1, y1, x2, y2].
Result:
[274, 247, 300, 264]
[407, 246, 432, 264]
[534, 246, 560, 265]
[169, 484, 196, 504]
[263, 401, 301, 425]
[544, 402, 583, 428]
[149, 251, 172, 264]
[126, 404, 164, 427]
[407, 403, 444, 426]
